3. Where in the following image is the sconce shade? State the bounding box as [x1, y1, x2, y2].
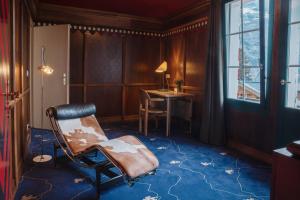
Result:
[38, 65, 54, 75]
[155, 61, 167, 73]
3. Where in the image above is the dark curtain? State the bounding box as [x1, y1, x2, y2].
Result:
[199, 0, 225, 145]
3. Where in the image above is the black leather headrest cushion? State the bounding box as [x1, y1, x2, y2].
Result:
[48, 103, 96, 120]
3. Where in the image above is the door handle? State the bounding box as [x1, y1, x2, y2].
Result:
[280, 79, 291, 86]
[63, 73, 67, 86]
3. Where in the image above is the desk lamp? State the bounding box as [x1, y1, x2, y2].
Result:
[155, 61, 168, 91]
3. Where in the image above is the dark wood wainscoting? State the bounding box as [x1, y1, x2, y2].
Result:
[68, 7, 210, 127]
[165, 20, 209, 131]
[70, 30, 162, 121]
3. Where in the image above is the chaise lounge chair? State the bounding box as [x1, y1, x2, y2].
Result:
[46, 103, 159, 198]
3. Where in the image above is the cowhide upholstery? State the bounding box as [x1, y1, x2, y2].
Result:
[56, 114, 159, 179]
[57, 115, 108, 155]
[99, 135, 159, 178]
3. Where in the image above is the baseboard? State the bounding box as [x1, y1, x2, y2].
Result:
[122, 115, 139, 121]
[100, 115, 139, 123]
[228, 139, 273, 165]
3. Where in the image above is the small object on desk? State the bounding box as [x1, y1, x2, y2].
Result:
[175, 79, 184, 92]
[166, 74, 170, 90]
[287, 140, 300, 157]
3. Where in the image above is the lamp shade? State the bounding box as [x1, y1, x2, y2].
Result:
[38, 65, 54, 75]
[155, 61, 167, 73]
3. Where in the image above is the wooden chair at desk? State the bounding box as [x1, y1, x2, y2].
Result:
[139, 89, 167, 136]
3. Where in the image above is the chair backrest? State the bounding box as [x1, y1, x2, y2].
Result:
[139, 89, 151, 108]
[47, 104, 108, 156]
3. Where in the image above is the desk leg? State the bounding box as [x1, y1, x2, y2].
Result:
[166, 98, 171, 137]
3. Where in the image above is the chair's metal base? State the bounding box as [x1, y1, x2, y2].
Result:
[53, 143, 124, 199]
[33, 155, 52, 163]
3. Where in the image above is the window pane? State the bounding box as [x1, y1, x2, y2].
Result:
[243, 31, 260, 66]
[243, 0, 260, 31]
[225, 0, 266, 103]
[244, 68, 260, 102]
[227, 34, 242, 66]
[244, 67, 260, 82]
[287, 24, 300, 65]
[228, 67, 242, 99]
[286, 67, 300, 109]
[290, 0, 300, 23]
[226, 0, 242, 34]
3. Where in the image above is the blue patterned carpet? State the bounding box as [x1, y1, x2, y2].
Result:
[15, 124, 271, 200]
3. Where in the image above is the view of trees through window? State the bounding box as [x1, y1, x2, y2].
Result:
[225, 0, 270, 103]
[286, 0, 300, 109]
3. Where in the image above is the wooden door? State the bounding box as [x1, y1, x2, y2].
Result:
[32, 25, 70, 129]
[277, 0, 300, 148]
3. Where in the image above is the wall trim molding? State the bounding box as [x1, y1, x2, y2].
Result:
[34, 16, 209, 38]
[228, 139, 273, 165]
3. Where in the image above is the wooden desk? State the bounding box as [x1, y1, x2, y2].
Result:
[146, 90, 194, 136]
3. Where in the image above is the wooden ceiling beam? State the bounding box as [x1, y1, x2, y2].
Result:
[27, 0, 211, 32]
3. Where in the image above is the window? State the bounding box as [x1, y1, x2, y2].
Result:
[225, 0, 271, 103]
[286, 0, 300, 109]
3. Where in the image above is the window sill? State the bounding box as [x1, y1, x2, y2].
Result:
[225, 98, 266, 112]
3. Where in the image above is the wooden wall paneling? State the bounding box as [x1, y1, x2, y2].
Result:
[86, 86, 123, 118]
[160, 37, 165, 62]
[83, 31, 123, 119]
[67, 13, 209, 124]
[166, 34, 185, 86]
[22, 6, 30, 91]
[226, 108, 271, 152]
[84, 32, 122, 84]
[83, 33, 87, 103]
[125, 35, 161, 84]
[122, 36, 126, 119]
[21, 1, 31, 158]
[70, 86, 84, 104]
[22, 91, 30, 154]
[70, 30, 84, 84]
[185, 29, 208, 89]
[14, 0, 22, 94]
